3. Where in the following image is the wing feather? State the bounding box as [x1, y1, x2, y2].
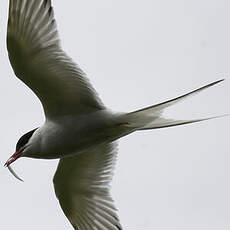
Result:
[7, 0, 104, 118]
[53, 143, 123, 230]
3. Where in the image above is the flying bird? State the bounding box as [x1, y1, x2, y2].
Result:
[5, 0, 225, 229]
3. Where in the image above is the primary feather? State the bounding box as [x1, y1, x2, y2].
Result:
[53, 143, 122, 230]
[7, 0, 104, 118]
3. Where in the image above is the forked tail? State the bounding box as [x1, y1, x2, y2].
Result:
[123, 79, 225, 130]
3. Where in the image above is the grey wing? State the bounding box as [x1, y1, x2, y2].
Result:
[7, 0, 104, 118]
[53, 143, 123, 230]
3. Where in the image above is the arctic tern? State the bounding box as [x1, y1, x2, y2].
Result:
[4, 0, 226, 229]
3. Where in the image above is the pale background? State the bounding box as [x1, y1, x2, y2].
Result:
[1, 0, 230, 229]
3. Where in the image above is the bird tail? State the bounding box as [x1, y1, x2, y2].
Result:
[122, 79, 225, 130]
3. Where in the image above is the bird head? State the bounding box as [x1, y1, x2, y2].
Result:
[5, 128, 38, 167]
[4, 128, 38, 181]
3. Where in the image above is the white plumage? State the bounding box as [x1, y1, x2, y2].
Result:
[5, 0, 225, 229]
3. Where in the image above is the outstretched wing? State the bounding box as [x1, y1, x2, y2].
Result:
[7, 0, 104, 118]
[53, 143, 122, 230]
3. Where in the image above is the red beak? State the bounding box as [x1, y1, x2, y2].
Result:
[4, 148, 24, 167]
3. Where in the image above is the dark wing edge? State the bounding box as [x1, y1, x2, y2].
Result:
[7, 0, 59, 64]
[53, 143, 123, 230]
[7, 0, 105, 117]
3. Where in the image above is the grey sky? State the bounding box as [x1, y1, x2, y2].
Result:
[1, 0, 230, 229]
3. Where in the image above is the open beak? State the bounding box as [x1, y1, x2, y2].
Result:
[4, 148, 24, 167]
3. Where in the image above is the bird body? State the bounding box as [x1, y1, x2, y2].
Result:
[24, 110, 129, 159]
[4, 0, 226, 229]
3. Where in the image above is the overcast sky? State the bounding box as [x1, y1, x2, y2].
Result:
[1, 0, 230, 229]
